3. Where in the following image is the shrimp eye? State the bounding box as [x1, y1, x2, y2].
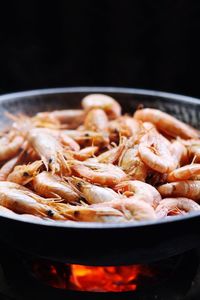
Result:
[84, 133, 90, 137]
[47, 210, 54, 217]
[23, 172, 29, 177]
[74, 210, 80, 218]
[48, 158, 53, 164]
[76, 182, 82, 188]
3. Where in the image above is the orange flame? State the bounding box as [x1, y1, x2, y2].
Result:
[32, 261, 154, 292]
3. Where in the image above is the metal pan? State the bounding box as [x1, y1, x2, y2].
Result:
[0, 87, 200, 266]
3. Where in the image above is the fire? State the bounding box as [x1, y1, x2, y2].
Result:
[32, 261, 154, 292]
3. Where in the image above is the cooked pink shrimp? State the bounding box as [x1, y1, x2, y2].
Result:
[0, 187, 65, 220]
[0, 205, 45, 222]
[28, 129, 66, 173]
[62, 130, 109, 147]
[60, 133, 80, 151]
[95, 142, 126, 164]
[170, 140, 188, 167]
[138, 129, 176, 173]
[155, 198, 200, 218]
[71, 146, 99, 161]
[51, 203, 125, 223]
[179, 139, 200, 162]
[0, 181, 58, 204]
[33, 171, 80, 203]
[92, 198, 156, 221]
[7, 160, 43, 185]
[108, 117, 144, 143]
[158, 180, 200, 201]
[82, 94, 121, 119]
[167, 164, 200, 182]
[134, 108, 199, 139]
[70, 161, 127, 186]
[0, 153, 23, 181]
[0, 131, 24, 161]
[84, 108, 108, 132]
[119, 147, 148, 181]
[36, 109, 85, 128]
[115, 180, 161, 207]
[69, 177, 122, 204]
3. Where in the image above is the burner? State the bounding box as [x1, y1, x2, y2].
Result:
[0, 245, 199, 300]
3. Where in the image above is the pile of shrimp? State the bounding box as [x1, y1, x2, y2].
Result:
[0, 93, 200, 224]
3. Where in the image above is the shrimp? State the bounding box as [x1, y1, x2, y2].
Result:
[70, 161, 127, 186]
[0, 205, 43, 222]
[51, 203, 126, 223]
[9, 114, 61, 137]
[0, 131, 24, 161]
[134, 108, 199, 139]
[108, 117, 144, 143]
[84, 108, 108, 132]
[158, 180, 200, 201]
[60, 133, 80, 151]
[115, 180, 161, 208]
[36, 109, 85, 128]
[69, 177, 121, 204]
[167, 164, 200, 182]
[28, 129, 66, 173]
[119, 147, 148, 181]
[170, 140, 188, 167]
[138, 129, 176, 173]
[82, 93, 121, 119]
[33, 171, 80, 203]
[27, 128, 80, 152]
[0, 187, 65, 220]
[180, 139, 200, 162]
[92, 198, 156, 221]
[0, 181, 58, 203]
[7, 160, 43, 185]
[0, 153, 23, 181]
[95, 142, 126, 164]
[155, 198, 200, 218]
[62, 130, 109, 147]
[69, 146, 99, 161]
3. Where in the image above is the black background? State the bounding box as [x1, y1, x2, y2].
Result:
[0, 1, 200, 97]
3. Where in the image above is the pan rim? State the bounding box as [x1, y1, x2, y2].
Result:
[0, 86, 200, 230]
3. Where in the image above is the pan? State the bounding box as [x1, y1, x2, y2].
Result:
[0, 87, 200, 266]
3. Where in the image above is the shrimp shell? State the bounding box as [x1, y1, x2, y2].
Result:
[0, 187, 64, 220]
[62, 130, 109, 147]
[155, 198, 200, 218]
[0, 205, 43, 222]
[167, 164, 200, 182]
[134, 108, 198, 139]
[115, 180, 161, 208]
[7, 160, 43, 185]
[119, 147, 148, 181]
[33, 171, 80, 203]
[0, 154, 23, 181]
[82, 94, 121, 119]
[71, 146, 99, 161]
[69, 177, 121, 204]
[51, 203, 125, 223]
[84, 108, 108, 132]
[36, 109, 85, 128]
[92, 198, 157, 221]
[70, 161, 127, 186]
[138, 129, 176, 173]
[28, 129, 66, 173]
[158, 180, 200, 201]
[0, 133, 24, 161]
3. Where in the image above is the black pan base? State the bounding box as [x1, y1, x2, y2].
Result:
[0, 245, 199, 300]
[0, 87, 200, 264]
